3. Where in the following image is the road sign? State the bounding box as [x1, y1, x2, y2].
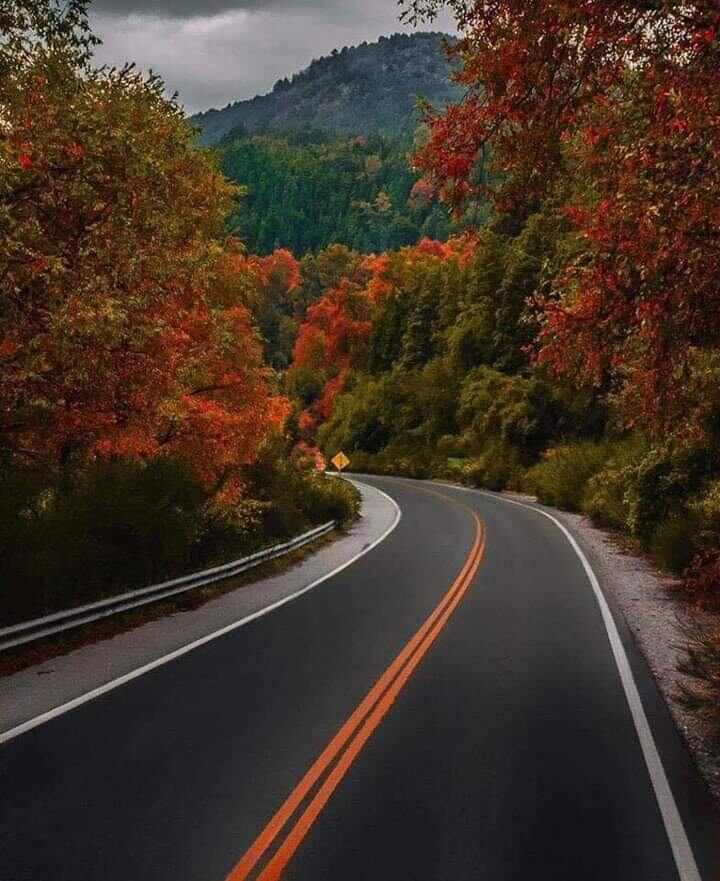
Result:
[331, 451, 350, 472]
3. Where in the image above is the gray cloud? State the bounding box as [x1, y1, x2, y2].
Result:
[91, 0, 348, 18]
[89, 1, 456, 114]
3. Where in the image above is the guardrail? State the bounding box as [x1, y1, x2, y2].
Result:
[0, 520, 336, 653]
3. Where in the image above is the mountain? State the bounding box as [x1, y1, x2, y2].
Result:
[191, 32, 461, 147]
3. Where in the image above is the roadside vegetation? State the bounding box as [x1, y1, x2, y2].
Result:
[0, 1, 357, 626]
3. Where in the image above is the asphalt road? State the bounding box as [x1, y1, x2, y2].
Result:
[2, 476, 719, 881]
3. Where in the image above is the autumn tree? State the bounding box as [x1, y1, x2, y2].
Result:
[0, 0, 286, 495]
[299, 244, 363, 307]
[246, 248, 301, 368]
[287, 236, 476, 442]
[404, 0, 720, 433]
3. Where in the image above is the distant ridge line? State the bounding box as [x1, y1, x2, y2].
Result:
[190, 31, 460, 146]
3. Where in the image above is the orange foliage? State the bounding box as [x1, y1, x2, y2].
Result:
[292, 279, 372, 374]
[297, 409, 318, 438]
[288, 238, 469, 435]
[0, 36, 287, 497]
[414, 237, 452, 259]
[446, 233, 479, 267]
[409, 0, 720, 430]
[250, 248, 301, 293]
[291, 441, 326, 472]
[315, 369, 349, 421]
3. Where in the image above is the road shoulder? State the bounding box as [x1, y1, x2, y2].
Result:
[541, 500, 720, 804]
[435, 479, 719, 806]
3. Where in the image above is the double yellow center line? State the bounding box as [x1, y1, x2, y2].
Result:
[226, 486, 485, 881]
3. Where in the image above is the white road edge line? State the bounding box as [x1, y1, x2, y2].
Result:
[466, 486, 701, 881]
[0, 481, 401, 747]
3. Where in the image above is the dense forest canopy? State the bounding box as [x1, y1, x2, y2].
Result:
[219, 133, 482, 256]
[191, 32, 461, 146]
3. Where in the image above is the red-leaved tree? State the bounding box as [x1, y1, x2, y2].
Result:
[405, 0, 720, 432]
[0, 1, 287, 498]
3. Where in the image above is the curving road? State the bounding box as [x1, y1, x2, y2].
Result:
[1, 476, 719, 880]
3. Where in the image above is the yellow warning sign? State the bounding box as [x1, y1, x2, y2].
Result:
[331, 451, 350, 472]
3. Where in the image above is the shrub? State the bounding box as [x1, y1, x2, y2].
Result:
[677, 623, 720, 738]
[580, 439, 717, 559]
[623, 443, 714, 542]
[0, 453, 361, 626]
[581, 435, 650, 530]
[677, 480, 720, 607]
[373, 451, 434, 479]
[437, 434, 467, 459]
[649, 515, 702, 574]
[682, 553, 720, 610]
[582, 465, 632, 530]
[0, 458, 208, 624]
[242, 453, 360, 541]
[298, 472, 361, 526]
[334, 439, 440, 479]
[461, 441, 523, 491]
[522, 440, 612, 509]
[337, 450, 375, 475]
[690, 478, 720, 554]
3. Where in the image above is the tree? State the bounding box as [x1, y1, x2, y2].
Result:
[299, 244, 363, 308]
[399, 265, 442, 368]
[0, 1, 286, 496]
[288, 236, 477, 444]
[221, 133, 468, 257]
[245, 248, 301, 367]
[403, 0, 720, 433]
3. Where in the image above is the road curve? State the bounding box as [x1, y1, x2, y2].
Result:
[1, 475, 719, 880]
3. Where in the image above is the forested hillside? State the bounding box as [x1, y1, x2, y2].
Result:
[191, 32, 460, 146]
[287, 224, 593, 486]
[220, 133, 478, 255]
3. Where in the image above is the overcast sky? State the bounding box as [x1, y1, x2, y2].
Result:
[89, 1, 456, 114]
